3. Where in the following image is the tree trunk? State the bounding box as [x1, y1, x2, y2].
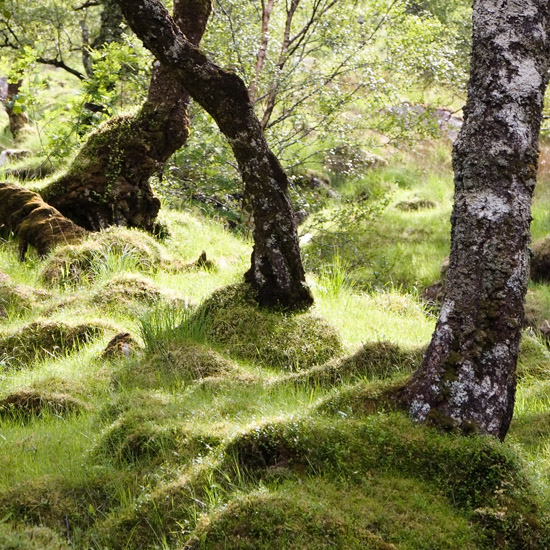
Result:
[402, 0, 550, 439]
[41, 0, 211, 232]
[0, 183, 87, 260]
[91, 0, 125, 50]
[4, 81, 32, 141]
[114, 0, 314, 310]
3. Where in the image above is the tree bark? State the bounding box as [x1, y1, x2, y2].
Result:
[4, 81, 32, 142]
[41, 0, 211, 232]
[402, 0, 550, 439]
[91, 0, 125, 50]
[114, 0, 314, 310]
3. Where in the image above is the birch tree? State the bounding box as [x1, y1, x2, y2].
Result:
[402, 0, 550, 439]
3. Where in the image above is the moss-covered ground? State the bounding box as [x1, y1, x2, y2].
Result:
[2, 140, 550, 549]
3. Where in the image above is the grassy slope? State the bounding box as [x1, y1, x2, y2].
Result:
[1, 144, 550, 549]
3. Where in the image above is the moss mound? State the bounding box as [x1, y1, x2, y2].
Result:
[517, 332, 550, 379]
[40, 227, 164, 286]
[0, 320, 102, 366]
[91, 274, 163, 314]
[0, 272, 47, 314]
[198, 284, 342, 370]
[316, 380, 406, 416]
[185, 487, 397, 550]
[285, 341, 423, 386]
[531, 237, 550, 282]
[0, 390, 87, 419]
[117, 342, 246, 389]
[225, 415, 529, 507]
[0, 524, 69, 550]
[94, 401, 220, 466]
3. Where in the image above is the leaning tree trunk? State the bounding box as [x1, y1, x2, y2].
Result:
[114, 0, 314, 310]
[41, 0, 212, 232]
[402, 0, 550, 439]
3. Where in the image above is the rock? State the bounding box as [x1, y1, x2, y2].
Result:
[102, 332, 137, 359]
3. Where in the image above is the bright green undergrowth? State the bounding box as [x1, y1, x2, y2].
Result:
[1, 150, 550, 550]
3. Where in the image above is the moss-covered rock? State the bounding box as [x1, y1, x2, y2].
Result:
[0, 320, 102, 367]
[0, 390, 87, 419]
[101, 332, 138, 359]
[197, 284, 342, 370]
[40, 227, 164, 286]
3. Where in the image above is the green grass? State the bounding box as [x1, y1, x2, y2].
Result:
[1, 146, 550, 549]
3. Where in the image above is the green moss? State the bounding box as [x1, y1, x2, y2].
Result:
[316, 379, 406, 416]
[125, 342, 245, 388]
[0, 390, 87, 419]
[197, 284, 342, 370]
[186, 476, 481, 550]
[40, 227, 164, 286]
[91, 274, 163, 313]
[0, 524, 69, 550]
[280, 341, 422, 388]
[0, 271, 51, 318]
[93, 394, 221, 466]
[225, 415, 530, 507]
[0, 320, 102, 367]
[517, 332, 550, 379]
[186, 485, 397, 550]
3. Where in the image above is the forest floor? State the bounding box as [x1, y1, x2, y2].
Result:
[1, 139, 550, 549]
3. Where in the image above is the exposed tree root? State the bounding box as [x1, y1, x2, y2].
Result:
[0, 182, 87, 260]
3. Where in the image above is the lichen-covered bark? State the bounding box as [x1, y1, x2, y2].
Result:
[402, 0, 550, 439]
[41, 0, 211, 232]
[114, 0, 313, 310]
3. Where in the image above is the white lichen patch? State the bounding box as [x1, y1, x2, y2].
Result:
[506, 58, 542, 100]
[410, 399, 430, 421]
[463, 189, 511, 222]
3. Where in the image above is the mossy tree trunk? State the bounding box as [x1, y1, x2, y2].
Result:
[402, 0, 550, 440]
[114, 0, 314, 310]
[4, 81, 31, 141]
[41, 0, 211, 232]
